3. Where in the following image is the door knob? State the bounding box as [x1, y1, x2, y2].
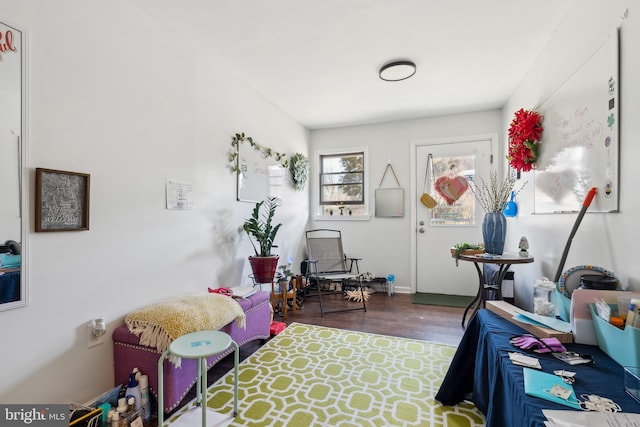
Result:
[419, 228, 425, 233]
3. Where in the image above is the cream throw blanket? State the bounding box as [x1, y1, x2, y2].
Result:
[125, 293, 246, 365]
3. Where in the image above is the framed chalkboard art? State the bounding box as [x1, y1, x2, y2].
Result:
[35, 168, 90, 232]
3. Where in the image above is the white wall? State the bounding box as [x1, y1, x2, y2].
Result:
[0, 0, 309, 404]
[309, 110, 502, 292]
[503, 0, 639, 310]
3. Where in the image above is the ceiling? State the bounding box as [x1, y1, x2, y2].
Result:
[133, 0, 577, 130]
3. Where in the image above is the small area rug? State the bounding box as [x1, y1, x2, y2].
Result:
[411, 292, 475, 308]
[167, 323, 484, 427]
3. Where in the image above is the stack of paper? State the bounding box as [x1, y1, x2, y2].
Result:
[542, 410, 640, 426]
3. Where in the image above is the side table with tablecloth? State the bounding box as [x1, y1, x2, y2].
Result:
[436, 309, 640, 427]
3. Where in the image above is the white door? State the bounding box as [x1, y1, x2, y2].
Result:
[415, 139, 493, 295]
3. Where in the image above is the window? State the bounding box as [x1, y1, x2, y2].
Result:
[315, 149, 368, 217]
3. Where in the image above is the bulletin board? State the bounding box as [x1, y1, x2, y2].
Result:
[534, 29, 619, 214]
[236, 143, 285, 203]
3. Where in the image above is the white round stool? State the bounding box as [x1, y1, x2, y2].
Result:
[157, 330, 239, 427]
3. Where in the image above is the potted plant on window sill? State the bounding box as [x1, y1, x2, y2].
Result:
[244, 197, 282, 284]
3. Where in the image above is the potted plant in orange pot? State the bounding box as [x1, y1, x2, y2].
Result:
[244, 197, 282, 283]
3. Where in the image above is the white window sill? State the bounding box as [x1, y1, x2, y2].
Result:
[312, 214, 371, 221]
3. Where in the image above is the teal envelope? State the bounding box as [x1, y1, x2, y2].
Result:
[523, 367, 581, 409]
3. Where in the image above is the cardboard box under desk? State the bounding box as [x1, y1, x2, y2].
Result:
[486, 300, 573, 343]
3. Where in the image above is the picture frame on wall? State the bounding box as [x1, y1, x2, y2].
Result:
[35, 168, 90, 232]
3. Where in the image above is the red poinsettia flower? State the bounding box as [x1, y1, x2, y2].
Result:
[509, 109, 544, 141]
[506, 108, 543, 173]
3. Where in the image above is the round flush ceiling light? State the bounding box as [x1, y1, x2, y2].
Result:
[379, 60, 416, 81]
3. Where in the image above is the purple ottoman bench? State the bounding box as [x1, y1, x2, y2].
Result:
[112, 291, 271, 414]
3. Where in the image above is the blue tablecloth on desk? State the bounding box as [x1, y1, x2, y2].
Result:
[436, 309, 640, 427]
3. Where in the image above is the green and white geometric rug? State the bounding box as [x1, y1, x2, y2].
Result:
[167, 323, 485, 427]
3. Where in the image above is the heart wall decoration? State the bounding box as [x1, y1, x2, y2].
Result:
[435, 175, 469, 205]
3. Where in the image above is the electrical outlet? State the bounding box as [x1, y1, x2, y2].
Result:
[88, 329, 104, 348]
[88, 320, 105, 348]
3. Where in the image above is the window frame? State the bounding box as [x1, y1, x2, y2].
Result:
[319, 151, 365, 206]
[312, 147, 370, 220]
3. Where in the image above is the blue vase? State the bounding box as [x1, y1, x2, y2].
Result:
[482, 212, 506, 255]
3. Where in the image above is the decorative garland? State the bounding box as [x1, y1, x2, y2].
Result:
[229, 132, 287, 172]
[507, 108, 544, 173]
[228, 132, 309, 191]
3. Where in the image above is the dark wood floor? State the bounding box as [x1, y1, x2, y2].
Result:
[161, 291, 466, 420]
[281, 290, 467, 346]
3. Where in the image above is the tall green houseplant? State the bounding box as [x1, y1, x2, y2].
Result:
[244, 197, 282, 283]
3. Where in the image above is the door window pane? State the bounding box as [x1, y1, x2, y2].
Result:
[429, 155, 476, 226]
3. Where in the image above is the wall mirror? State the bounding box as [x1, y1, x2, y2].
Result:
[375, 188, 404, 217]
[0, 19, 28, 311]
